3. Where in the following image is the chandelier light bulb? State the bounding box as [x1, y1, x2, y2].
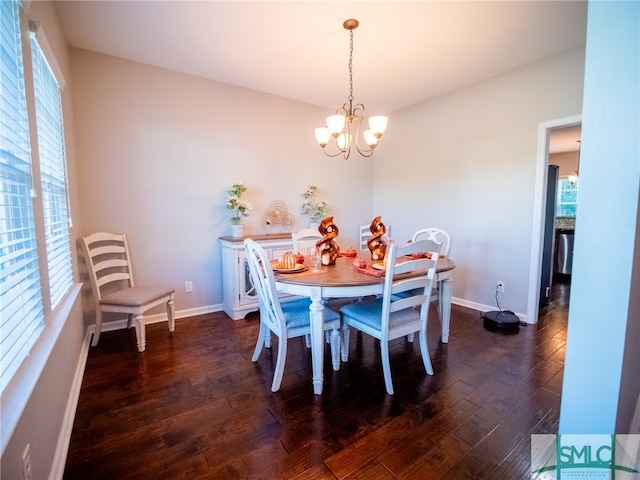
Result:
[326, 114, 346, 136]
[314, 128, 331, 147]
[368, 116, 388, 138]
[568, 170, 579, 187]
[363, 129, 377, 147]
[337, 133, 351, 152]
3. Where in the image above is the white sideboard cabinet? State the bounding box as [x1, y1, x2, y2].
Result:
[220, 234, 295, 320]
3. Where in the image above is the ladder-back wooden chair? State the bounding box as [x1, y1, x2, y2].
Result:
[81, 232, 175, 352]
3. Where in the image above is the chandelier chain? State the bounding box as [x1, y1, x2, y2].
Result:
[348, 29, 354, 104]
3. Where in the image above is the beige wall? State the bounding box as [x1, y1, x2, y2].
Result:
[550, 150, 580, 177]
[70, 45, 586, 321]
[372, 47, 586, 316]
[70, 48, 374, 317]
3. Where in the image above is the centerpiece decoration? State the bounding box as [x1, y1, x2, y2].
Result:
[317, 216, 340, 266]
[226, 182, 251, 237]
[279, 252, 297, 270]
[367, 216, 387, 260]
[300, 185, 328, 229]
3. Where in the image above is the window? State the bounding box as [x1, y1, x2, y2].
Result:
[30, 30, 73, 308]
[556, 177, 578, 218]
[0, 0, 72, 393]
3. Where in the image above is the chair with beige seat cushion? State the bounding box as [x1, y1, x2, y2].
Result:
[340, 238, 441, 395]
[81, 232, 175, 352]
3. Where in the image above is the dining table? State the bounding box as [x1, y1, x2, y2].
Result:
[274, 253, 456, 395]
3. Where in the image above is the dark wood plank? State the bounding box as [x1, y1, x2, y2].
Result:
[64, 281, 568, 480]
[396, 433, 473, 479]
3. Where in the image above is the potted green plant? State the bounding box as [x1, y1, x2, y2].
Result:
[226, 182, 251, 237]
[300, 185, 328, 228]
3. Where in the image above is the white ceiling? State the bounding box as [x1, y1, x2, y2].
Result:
[53, 0, 587, 150]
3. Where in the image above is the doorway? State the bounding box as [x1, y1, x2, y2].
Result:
[526, 115, 581, 323]
[543, 124, 581, 309]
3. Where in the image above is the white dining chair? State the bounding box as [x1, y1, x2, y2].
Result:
[408, 228, 451, 334]
[358, 224, 371, 251]
[359, 223, 392, 251]
[244, 238, 341, 392]
[291, 228, 322, 254]
[340, 238, 441, 395]
[411, 227, 451, 257]
[293, 228, 355, 333]
[81, 232, 175, 352]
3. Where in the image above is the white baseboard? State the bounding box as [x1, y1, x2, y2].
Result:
[49, 328, 92, 480]
[98, 303, 224, 333]
[451, 296, 528, 323]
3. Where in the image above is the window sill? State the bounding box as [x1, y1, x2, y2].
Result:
[0, 283, 82, 454]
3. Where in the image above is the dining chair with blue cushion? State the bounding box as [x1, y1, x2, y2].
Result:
[411, 227, 451, 256]
[340, 237, 441, 395]
[293, 227, 355, 331]
[359, 223, 392, 252]
[244, 238, 341, 392]
[407, 228, 451, 336]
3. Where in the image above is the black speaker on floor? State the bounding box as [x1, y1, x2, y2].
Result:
[483, 310, 520, 333]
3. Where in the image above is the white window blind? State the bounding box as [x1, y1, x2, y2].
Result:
[30, 33, 73, 308]
[0, 0, 45, 392]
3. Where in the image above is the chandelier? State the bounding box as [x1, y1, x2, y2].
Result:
[314, 19, 388, 159]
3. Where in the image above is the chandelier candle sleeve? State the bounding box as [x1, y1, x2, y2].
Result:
[314, 19, 388, 159]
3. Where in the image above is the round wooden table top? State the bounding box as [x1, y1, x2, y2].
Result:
[274, 254, 455, 288]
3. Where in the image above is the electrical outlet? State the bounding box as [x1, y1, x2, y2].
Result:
[496, 281, 505, 293]
[184, 281, 193, 293]
[22, 444, 33, 480]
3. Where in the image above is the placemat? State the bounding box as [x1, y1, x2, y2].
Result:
[355, 265, 386, 277]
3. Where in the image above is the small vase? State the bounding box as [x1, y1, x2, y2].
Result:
[309, 221, 320, 230]
[231, 224, 245, 238]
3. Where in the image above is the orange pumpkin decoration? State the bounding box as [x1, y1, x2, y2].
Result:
[280, 252, 297, 269]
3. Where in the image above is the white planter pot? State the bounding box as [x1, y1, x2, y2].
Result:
[309, 221, 320, 230]
[231, 224, 245, 238]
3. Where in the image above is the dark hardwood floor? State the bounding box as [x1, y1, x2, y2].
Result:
[64, 280, 569, 479]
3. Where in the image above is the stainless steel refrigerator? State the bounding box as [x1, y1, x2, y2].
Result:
[539, 165, 558, 307]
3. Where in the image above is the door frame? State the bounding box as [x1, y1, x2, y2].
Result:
[526, 114, 582, 323]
